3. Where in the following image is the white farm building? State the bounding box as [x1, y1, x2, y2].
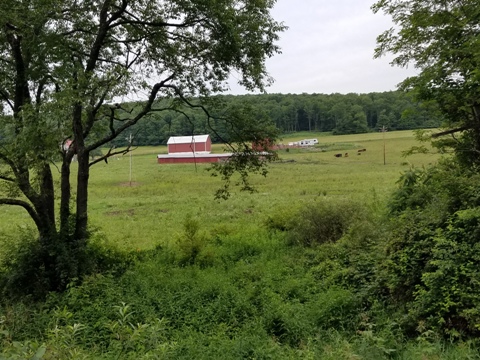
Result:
[288, 138, 319, 147]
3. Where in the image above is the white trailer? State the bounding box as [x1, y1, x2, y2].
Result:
[299, 138, 318, 146]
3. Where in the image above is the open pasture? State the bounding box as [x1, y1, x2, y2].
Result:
[0, 130, 438, 251]
[5, 130, 471, 360]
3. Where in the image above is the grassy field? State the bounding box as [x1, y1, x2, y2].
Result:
[5, 130, 480, 359]
[0, 130, 436, 251]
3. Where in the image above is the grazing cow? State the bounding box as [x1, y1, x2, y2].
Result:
[344, 153, 349, 157]
[334, 153, 342, 158]
[357, 148, 366, 153]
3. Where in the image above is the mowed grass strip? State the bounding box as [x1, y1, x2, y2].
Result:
[0, 130, 439, 251]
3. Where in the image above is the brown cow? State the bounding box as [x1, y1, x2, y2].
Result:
[344, 153, 349, 157]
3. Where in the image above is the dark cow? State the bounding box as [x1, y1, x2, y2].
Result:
[334, 153, 342, 158]
[357, 148, 366, 153]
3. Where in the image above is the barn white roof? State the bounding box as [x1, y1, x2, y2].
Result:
[167, 135, 210, 144]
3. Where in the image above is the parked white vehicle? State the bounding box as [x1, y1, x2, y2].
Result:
[299, 138, 318, 146]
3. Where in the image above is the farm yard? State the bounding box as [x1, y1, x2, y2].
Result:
[2, 130, 480, 359]
[75, 130, 438, 250]
[2, 130, 434, 250]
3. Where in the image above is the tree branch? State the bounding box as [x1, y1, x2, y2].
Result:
[88, 144, 135, 167]
[5, 22, 32, 116]
[35, 77, 48, 107]
[0, 198, 41, 230]
[85, 0, 116, 72]
[0, 88, 14, 111]
[161, 84, 228, 145]
[85, 72, 176, 153]
[112, 7, 207, 29]
[0, 151, 17, 174]
[431, 126, 469, 138]
[0, 174, 15, 182]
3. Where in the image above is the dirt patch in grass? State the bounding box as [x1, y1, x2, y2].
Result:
[105, 209, 135, 216]
[119, 182, 141, 187]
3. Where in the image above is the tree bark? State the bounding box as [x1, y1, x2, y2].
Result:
[75, 150, 90, 240]
[60, 156, 72, 237]
[72, 100, 89, 241]
[39, 163, 55, 229]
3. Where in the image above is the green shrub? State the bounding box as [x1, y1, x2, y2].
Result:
[0, 228, 51, 299]
[0, 226, 135, 300]
[175, 215, 210, 266]
[379, 160, 480, 336]
[263, 207, 297, 232]
[410, 208, 480, 336]
[287, 200, 363, 247]
[309, 287, 360, 331]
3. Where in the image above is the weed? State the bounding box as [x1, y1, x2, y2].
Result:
[176, 215, 210, 266]
[287, 200, 362, 247]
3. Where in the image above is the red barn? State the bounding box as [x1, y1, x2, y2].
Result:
[252, 138, 276, 151]
[167, 135, 211, 154]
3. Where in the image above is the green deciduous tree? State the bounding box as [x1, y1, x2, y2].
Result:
[0, 0, 285, 292]
[373, 0, 480, 336]
[373, 0, 480, 166]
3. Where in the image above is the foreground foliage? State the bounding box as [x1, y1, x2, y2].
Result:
[2, 188, 480, 358]
[381, 160, 480, 336]
[372, 0, 480, 339]
[373, 0, 480, 166]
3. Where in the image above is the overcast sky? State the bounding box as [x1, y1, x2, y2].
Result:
[229, 0, 417, 95]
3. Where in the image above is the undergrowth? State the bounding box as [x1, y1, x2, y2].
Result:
[2, 196, 480, 358]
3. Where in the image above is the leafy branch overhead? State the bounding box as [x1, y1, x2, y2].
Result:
[0, 0, 285, 293]
[373, 0, 480, 167]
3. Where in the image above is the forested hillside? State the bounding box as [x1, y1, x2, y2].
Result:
[114, 91, 443, 147]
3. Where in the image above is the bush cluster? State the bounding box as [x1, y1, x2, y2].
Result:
[0, 229, 135, 300]
[378, 160, 480, 336]
[266, 199, 365, 247]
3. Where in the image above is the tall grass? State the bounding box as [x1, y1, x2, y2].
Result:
[0, 130, 435, 251]
[4, 130, 468, 359]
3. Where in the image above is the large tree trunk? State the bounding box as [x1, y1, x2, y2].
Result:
[60, 156, 73, 237]
[472, 104, 480, 158]
[31, 164, 66, 291]
[39, 163, 55, 230]
[71, 100, 90, 241]
[75, 151, 90, 240]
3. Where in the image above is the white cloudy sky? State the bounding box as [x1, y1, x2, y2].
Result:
[229, 0, 417, 95]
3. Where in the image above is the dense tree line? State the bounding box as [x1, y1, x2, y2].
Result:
[117, 91, 443, 147]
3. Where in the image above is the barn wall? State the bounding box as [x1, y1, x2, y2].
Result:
[168, 140, 210, 153]
[168, 143, 195, 153]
